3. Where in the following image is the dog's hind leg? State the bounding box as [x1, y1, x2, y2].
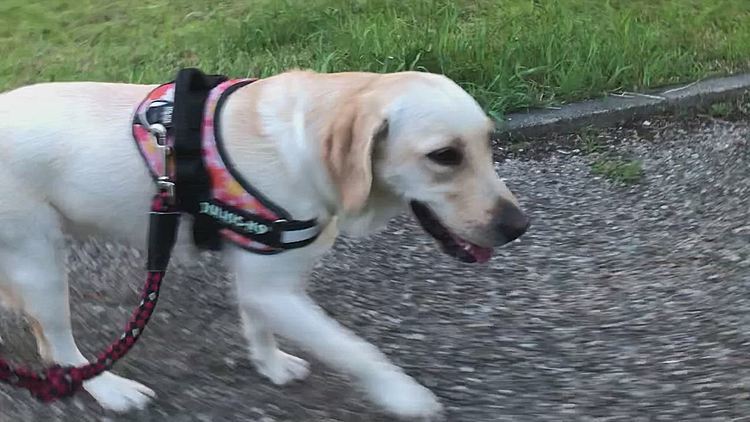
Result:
[0, 177, 154, 412]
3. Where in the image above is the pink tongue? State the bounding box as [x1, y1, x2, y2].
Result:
[468, 244, 493, 263]
[454, 236, 493, 263]
[453, 235, 493, 264]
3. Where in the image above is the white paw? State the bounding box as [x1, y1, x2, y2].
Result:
[364, 371, 443, 420]
[84, 372, 155, 412]
[254, 350, 310, 385]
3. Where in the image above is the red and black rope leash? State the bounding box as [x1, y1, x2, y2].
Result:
[0, 68, 318, 403]
[0, 192, 180, 402]
[1, 68, 231, 402]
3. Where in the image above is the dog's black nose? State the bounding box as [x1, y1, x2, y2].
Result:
[493, 203, 530, 244]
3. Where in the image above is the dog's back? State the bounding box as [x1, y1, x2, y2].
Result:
[0, 82, 159, 241]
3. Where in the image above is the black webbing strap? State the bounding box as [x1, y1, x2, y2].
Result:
[166, 68, 320, 252]
[172, 68, 228, 250]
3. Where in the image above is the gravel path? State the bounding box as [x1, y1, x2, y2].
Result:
[1, 115, 748, 421]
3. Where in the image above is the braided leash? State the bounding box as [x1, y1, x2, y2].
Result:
[0, 192, 180, 402]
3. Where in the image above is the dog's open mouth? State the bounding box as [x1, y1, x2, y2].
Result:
[410, 201, 493, 264]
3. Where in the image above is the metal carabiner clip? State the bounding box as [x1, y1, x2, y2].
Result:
[147, 123, 176, 202]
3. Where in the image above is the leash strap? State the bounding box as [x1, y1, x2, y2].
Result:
[0, 193, 180, 402]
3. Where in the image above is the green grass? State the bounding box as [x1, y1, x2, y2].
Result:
[706, 94, 750, 119]
[577, 128, 607, 155]
[591, 157, 644, 184]
[1, 0, 749, 116]
[708, 102, 734, 118]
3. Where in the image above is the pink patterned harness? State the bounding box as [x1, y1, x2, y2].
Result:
[132, 77, 320, 253]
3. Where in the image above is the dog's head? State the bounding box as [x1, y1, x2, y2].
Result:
[323, 71, 529, 263]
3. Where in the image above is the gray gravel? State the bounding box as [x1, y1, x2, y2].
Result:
[1, 115, 749, 421]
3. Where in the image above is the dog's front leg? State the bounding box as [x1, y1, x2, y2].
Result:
[231, 248, 443, 420]
[237, 297, 311, 385]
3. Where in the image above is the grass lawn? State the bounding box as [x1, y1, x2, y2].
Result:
[1, 0, 749, 117]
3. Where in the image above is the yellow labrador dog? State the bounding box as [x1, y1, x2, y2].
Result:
[0, 70, 529, 419]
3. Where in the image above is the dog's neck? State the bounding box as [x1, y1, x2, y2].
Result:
[215, 71, 404, 237]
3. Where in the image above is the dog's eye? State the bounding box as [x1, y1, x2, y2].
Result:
[427, 147, 463, 166]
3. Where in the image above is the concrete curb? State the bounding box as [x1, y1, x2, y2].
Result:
[494, 73, 750, 140]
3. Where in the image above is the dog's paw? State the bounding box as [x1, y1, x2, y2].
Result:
[363, 370, 444, 420]
[84, 372, 155, 412]
[255, 350, 310, 385]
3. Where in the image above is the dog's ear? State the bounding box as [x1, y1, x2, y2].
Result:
[323, 100, 388, 214]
